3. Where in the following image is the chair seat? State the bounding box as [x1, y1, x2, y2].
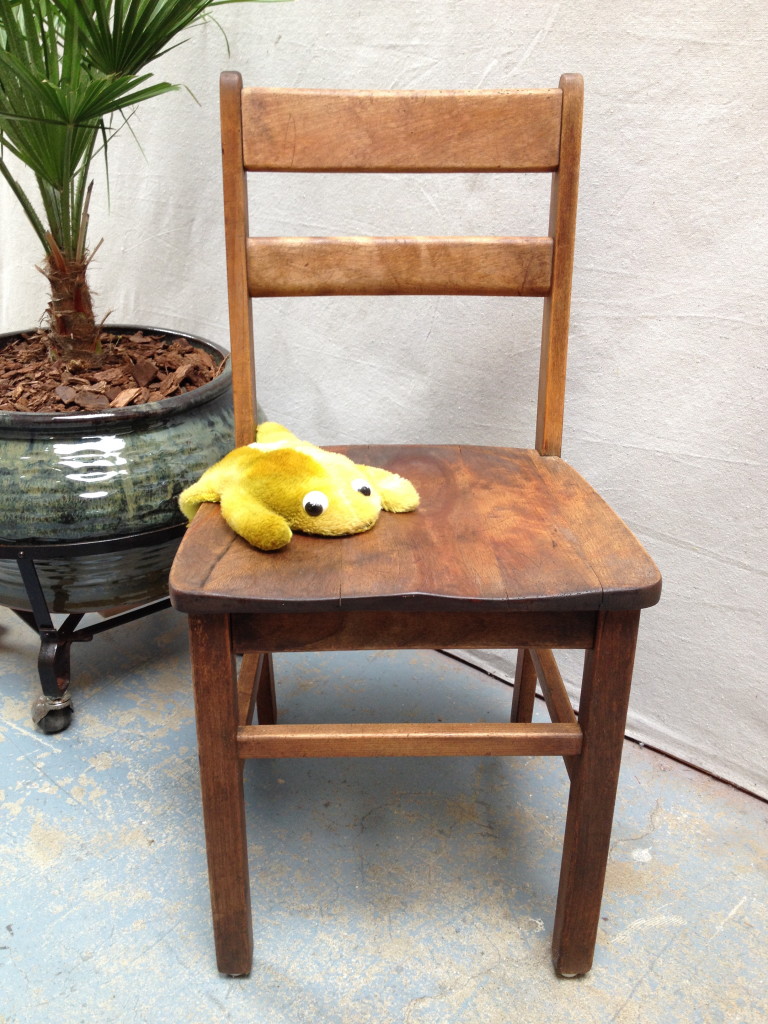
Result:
[169, 445, 661, 615]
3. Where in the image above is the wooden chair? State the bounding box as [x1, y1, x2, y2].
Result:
[169, 72, 662, 978]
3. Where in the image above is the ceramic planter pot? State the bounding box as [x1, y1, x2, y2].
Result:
[0, 325, 234, 612]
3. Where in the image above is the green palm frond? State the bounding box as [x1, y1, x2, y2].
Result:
[0, 0, 286, 258]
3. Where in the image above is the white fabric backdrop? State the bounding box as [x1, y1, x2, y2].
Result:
[1, 0, 766, 797]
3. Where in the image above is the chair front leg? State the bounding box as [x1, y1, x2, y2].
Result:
[189, 614, 253, 976]
[551, 609, 640, 977]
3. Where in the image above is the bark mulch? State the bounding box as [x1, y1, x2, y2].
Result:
[0, 330, 225, 414]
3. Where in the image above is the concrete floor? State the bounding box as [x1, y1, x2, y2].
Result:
[0, 606, 766, 1024]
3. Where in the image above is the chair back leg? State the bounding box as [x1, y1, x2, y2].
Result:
[511, 647, 537, 723]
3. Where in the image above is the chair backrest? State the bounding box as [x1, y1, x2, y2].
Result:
[220, 73, 583, 456]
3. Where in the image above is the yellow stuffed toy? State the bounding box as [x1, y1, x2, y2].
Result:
[179, 422, 419, 551]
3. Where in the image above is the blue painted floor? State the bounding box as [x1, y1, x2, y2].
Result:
[0, 607, 766, 1023]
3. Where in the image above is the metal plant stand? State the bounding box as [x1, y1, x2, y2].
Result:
[0, 524, 185, 733]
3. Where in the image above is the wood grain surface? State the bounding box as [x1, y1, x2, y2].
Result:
[236, 721, 583, 759]
[536, 73, 583, 456]
[220, 71, 257, 447]
[246, 236, 553, 297]
[170, 445, 661, 615]
[242, 88, 563, 172]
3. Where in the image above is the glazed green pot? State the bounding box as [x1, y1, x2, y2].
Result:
[0, 326, 234, 612]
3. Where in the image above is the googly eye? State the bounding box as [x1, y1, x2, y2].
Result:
[302, 491, 329, 517]
[352, 478, 372, 497]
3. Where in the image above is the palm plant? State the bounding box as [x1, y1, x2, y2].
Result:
[0, 0, 279, 363]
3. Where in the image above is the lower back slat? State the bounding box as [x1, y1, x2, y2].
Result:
[246, 236, 552, 296]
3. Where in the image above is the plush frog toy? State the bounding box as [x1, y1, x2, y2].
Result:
[179, 422, 419, 551]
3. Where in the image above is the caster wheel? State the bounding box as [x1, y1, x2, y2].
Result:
[37, 706, 73, 734]
[32, 693, 74, 734]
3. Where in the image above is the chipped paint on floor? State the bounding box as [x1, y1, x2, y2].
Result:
[0, 609, 766, 1024]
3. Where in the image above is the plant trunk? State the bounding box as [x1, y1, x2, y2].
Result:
[43, 251, 102, 364]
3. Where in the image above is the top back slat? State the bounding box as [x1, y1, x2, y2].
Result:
[241, 88, 563, 172]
